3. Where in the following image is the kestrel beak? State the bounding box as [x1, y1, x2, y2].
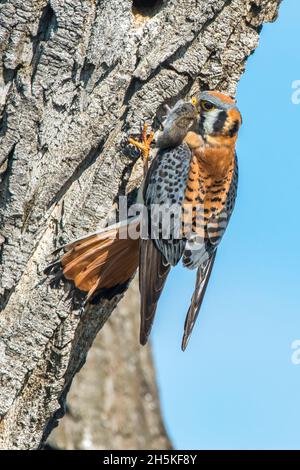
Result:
[190, 97, 200, 118]
[190, 97, 199, 108]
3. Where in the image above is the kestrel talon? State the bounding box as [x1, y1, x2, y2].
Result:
[129, 123, 154, 175]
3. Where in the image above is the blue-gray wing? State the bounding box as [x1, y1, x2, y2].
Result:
[143, 143, 192, 265]
[181, 251, 217, 351]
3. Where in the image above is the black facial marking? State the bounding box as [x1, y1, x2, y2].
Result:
[228, 119, 240, 137]
[213, 110, 227, 134]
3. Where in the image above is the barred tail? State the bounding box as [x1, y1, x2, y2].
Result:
[45, 219, 140, 304]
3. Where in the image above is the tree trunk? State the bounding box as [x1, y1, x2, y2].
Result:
[47, 277, 172, 450]
[0, 0, 281, 450]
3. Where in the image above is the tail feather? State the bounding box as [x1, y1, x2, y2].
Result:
[181, 250, 217, 351]
[62, 229, 118, 266]
[45, 219, 140, 303]
[44, 259, 61, 276]
[139, 239, 171, 345]
[62, 241, 113, 284]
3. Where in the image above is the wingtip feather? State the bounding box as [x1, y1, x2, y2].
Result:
[139, 333, 148, 346]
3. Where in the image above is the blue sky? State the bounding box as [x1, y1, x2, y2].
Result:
[151, 0, 300, 450]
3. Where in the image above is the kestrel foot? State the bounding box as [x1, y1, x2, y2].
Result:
[129, 123, 154, 176]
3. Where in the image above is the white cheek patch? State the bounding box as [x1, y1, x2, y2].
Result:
[204, 109, 220, 134]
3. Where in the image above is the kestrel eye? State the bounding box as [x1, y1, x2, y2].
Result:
[200, 100, 215, 111]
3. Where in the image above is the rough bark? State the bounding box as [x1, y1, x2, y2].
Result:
[0, 0, 281, 450]
[47, 277, 172, 450]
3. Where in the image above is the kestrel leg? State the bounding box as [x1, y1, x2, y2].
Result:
[129, 124, 154, 177]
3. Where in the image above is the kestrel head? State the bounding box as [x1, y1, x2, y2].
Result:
[192, 91, 242, 141]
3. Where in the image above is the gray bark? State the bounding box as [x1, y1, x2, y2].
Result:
[47, 277, 172, 450]
[0, 0, 281, 450]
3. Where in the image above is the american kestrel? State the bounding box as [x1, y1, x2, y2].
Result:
[46, 91, 242, 350]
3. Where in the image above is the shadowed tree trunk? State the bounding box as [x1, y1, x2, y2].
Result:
[0, 0, 281, 449]
[47, 277, 172, 450]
